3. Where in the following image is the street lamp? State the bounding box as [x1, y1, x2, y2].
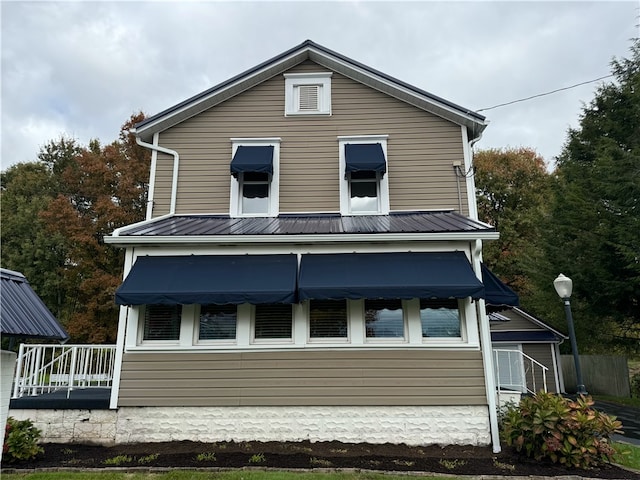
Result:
[553, 274, 587, 395]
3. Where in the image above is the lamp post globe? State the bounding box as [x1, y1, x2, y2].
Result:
[553, 274, 587, 395]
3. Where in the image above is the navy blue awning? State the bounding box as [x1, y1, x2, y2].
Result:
[230, 145, 274, 177]
[0, 269, 69, 340]
[492, 331, 560, 343]
[345, 143, 386, 174]
[115, 255, 297, 305]
[481, 264, 520, 307]
[298, 252, 484, 301]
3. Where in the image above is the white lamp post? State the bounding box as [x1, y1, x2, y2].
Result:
[553, 274, 587, 395]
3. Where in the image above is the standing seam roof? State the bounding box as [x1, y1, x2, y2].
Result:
[0, 269, 69, 340]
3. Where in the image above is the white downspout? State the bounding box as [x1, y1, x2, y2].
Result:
[131, 130, 180, 215]
[473, 238, 501, 453]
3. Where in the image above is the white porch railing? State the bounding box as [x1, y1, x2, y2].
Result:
[493, 348, 549, 395]
[12, 344, 117, 398]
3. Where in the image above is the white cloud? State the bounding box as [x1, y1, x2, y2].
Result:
[1, 1, 637, 170]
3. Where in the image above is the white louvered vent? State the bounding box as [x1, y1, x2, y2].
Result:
[297, 85, 320, 111]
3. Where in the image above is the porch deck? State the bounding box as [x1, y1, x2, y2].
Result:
[9, 387, 111, 410]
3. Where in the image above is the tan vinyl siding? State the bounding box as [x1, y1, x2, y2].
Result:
[118, 349, 486, 407]
[523, 343, 558, 393]
[490, 311, 546, 332]
[151, 60, 468, 217]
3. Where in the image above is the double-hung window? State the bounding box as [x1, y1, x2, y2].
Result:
[338, 136, 389, 215]
[253, 304, 293, 341]
[364, 299, 405, 340]
[142, 304, 182, 341]
[230, 138, 280, 217]
[198, 304, 237, 342]
[420, 299, 462, 339]
[309, 299, 348, 341]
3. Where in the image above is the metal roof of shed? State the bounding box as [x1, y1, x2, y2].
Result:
[0, 269, 69, 341]
[112, 211, 495, 238]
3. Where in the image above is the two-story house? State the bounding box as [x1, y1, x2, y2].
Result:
[105, 40, 517, 452]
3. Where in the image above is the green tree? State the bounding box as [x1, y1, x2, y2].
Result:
[474, 147, 552, 301]
[542, 40, 640, 352]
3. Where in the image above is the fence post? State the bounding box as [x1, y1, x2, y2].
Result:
[12, 344, 25, 399]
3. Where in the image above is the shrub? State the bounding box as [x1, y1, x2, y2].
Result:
[500, 391, 622, 469]
[3, 417, 44, 462]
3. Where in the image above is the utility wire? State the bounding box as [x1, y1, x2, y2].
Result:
[476, 74, 614, 112]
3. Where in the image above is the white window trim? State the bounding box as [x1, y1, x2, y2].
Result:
[284, 72, 332, 116]
[229, 138, 280, 218]
[338, 135, 390, 215]
[129, 297, 479, 351]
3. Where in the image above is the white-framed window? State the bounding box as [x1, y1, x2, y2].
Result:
[253, 304, 293, 343]
[197, 304, 237, 342]
[284, 72, 332, 116]
[363, 299, 406, 341]
[420, 299, 463, 339]
[308, 299, 348, 342]
[141, 304, 182, 342]
[338, 135, 389, 215]
[230, 138, 280, 217]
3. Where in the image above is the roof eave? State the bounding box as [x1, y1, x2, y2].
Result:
[104, 231, 500, 247]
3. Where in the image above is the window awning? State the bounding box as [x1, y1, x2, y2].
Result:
[230, 145, 274, 177]
[298, 252, 484, 301]
[115, 255, 297, 306]
[345, 143, 386, 174]
[481, 264, 520, 308]
[492, 331, 560, 343]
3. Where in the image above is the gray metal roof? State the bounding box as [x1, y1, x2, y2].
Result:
[118, 211, 495, 237]
[0, 269, 69, 341]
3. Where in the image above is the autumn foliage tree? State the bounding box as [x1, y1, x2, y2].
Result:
[474, 147, 552, 300]
[1, 113, 150, 343]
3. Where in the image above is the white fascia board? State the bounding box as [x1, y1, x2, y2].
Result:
[103, 231, 500, 246]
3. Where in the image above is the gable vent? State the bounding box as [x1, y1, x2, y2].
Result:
[298, 85, 320, 111]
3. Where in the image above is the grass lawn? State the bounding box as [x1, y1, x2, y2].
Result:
[0, 472, 464, 480]
[594, 394, 640, 408]
[613, 441, 640, 471]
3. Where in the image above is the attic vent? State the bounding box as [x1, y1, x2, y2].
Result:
[284, 72, 332, 116]
[298, 85, 319, 111]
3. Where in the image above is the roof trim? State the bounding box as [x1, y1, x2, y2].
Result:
[134, 40, 487, 142]
[105, 231, 499, 247]
[0, 268, 69, 341]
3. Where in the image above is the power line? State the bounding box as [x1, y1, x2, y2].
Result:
[476, 74, 614, 112]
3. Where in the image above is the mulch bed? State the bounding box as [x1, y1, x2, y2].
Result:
[2, 440, 639, 479]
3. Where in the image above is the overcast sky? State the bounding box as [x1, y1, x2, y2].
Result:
[1, 1, 637, 171]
